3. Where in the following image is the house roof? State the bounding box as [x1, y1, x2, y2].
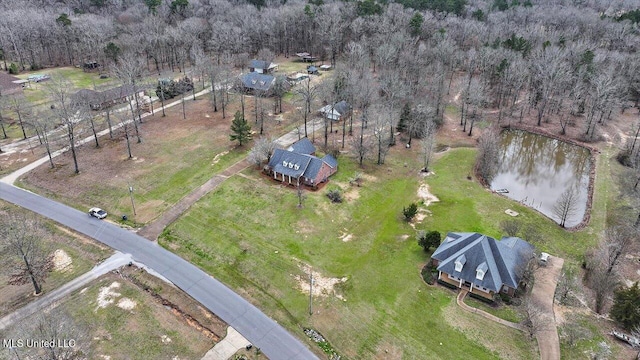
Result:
[319, 101, 350, 120]
[432, 232, 534, 292]
[269, 149, 312, 178]
[322, 154, 338, 168]
[0, 72, 23, 94]
[241, 72, 275, 92]
[287, 137, 315, 155]
[250, 60, 276, 70]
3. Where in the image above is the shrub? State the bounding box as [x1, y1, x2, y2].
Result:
[403, 202, 418, 221]
[8, 63, 19, 74]
[421, 264, 436, 285]
[417, 230, 441, 251]
[326, 189, 343, 203]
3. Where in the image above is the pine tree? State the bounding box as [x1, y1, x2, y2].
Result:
[230, 111, 252, 146]
[610, 282, 640, 330]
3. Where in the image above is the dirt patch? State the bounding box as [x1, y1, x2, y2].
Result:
[211, 151, 229, 165]
[339, 231, 353, 242]
[374, 342, 403, 360]
[294, 265, 347, 300]
[417, 183, 439, 206]
[52, 249, 73, 272]
[96, 281, 121, 310]
[116, 297, 137, 310]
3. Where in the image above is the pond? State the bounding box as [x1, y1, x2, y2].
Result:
[490, 130, 592, 228]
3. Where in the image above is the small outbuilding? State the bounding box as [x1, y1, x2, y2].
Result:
[319, 101, 351, 122]
[249, 60, 278, 74]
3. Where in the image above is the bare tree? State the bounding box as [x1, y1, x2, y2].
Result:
[475, 129, 501, 184]
[553, 187, 579, 228]
[500, 219, 522, 237]
[296, 78, 319, 137]
[8, 95, 31, 140]
[419, 108, 437, 172]
[32, 113, 59, 169]
[0, 213, 53, 295]
[46, 77, 86, 174]
[371, 105, 391, 165]
[112, 53, 146, 143]
[523, 298, 551, 339]
[556, 265, 578, 305]
[248, 136, 277, 167]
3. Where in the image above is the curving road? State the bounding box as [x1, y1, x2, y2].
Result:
[0, 182, 318, 360]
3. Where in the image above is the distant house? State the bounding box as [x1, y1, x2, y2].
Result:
[249, 60, 278, 74]
[295, 52, 317, 62]
[0, 72, 24, 96]
[266, 138, 338, 188]
[319, 64, 332, 71]
[318, 101, 351, 122]
[306, 65, 319, 75]
[72, 85, 144, 110]
[240, 72, 275, 94]
[287, 73, 309, 84]
[431, 232, 535, 300]
[83, 61, 100, 72]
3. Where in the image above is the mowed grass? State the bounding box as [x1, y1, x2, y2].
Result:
[160, 148, 540, 359]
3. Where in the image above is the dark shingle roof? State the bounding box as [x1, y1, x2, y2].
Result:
[322, 154, 338, 168]
[241, 73, 275, 92]
[269, 149, 311, 178]
[250, 60, 275, 70]
[288, 138, 315, 155]
[305, 157, 324, 179]
[432, 232, 534, 292]
[334, 100, 350, 115]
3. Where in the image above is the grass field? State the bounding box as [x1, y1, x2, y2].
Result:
[159, 146, 544, 359]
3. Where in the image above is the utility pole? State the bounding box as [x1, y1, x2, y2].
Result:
[129, 185, 136, 216]
[308, 267, 313, 316]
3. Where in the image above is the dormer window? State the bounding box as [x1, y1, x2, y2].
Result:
[283, 161, 288, 167]
[476, 262, 488, 281]
[294, 164, 300, 170]
[288, 162, 294, 169]
[454, 254, 466, 272]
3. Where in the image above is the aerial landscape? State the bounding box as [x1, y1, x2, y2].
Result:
[0, 0, 639, 359]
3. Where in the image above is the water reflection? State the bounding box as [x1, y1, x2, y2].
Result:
[490, 130, 591, 227]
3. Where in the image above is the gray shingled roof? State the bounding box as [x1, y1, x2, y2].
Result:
[250, 60, 275, 70]
[241, 72, 275, 92]
[287, 138, 315, 155]
[322, 154, 338, 168]
[334, 100, 350, 115]
[432, 232, 534, 292]
[269, 149, 311, 178]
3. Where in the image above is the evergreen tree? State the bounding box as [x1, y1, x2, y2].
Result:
[397, 103, 411, 133]
[610, 282, 640, 330]
[230, 111, 252, 146]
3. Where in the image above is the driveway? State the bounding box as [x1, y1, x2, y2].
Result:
[530, 255, 564, 360]
[0, 182, 318, 360]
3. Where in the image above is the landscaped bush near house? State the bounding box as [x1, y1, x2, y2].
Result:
[469, 292, 495, 304]
[421, 263, 436, 285]
[326, 188, 343, 203]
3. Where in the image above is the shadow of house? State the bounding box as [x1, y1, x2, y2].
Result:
[249, 60, 278, 74]
[266, 138, 337, 188]
[431, 232, 535, 300]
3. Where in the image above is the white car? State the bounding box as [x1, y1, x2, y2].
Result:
[88, 208, 107, 219]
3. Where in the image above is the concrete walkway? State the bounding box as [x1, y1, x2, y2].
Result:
[456, 290, 526, 331]
[201, 327, 251, 360]
[530, 255, 564, 360]
[0, 251, 131, 331]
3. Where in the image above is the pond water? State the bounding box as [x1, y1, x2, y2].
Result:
[490, 130, 591, 227]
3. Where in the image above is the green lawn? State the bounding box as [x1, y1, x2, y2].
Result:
[464, 296, 524, 324]
[159, 148, 540, 359]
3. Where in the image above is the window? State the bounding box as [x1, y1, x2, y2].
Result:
[454, 254, 466, 272]
[475, 262, 488, 281]
[283, 161, 288, 167]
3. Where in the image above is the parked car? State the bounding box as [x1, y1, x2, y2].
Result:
[88, 207, 107, 219]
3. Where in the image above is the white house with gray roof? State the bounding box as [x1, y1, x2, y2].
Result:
[431, 232, 535, 299]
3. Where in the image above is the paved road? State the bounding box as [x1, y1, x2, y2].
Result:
[0, 252, 132, 331]
[0, 182, 318, 360]
[531, 256, 564, 360]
